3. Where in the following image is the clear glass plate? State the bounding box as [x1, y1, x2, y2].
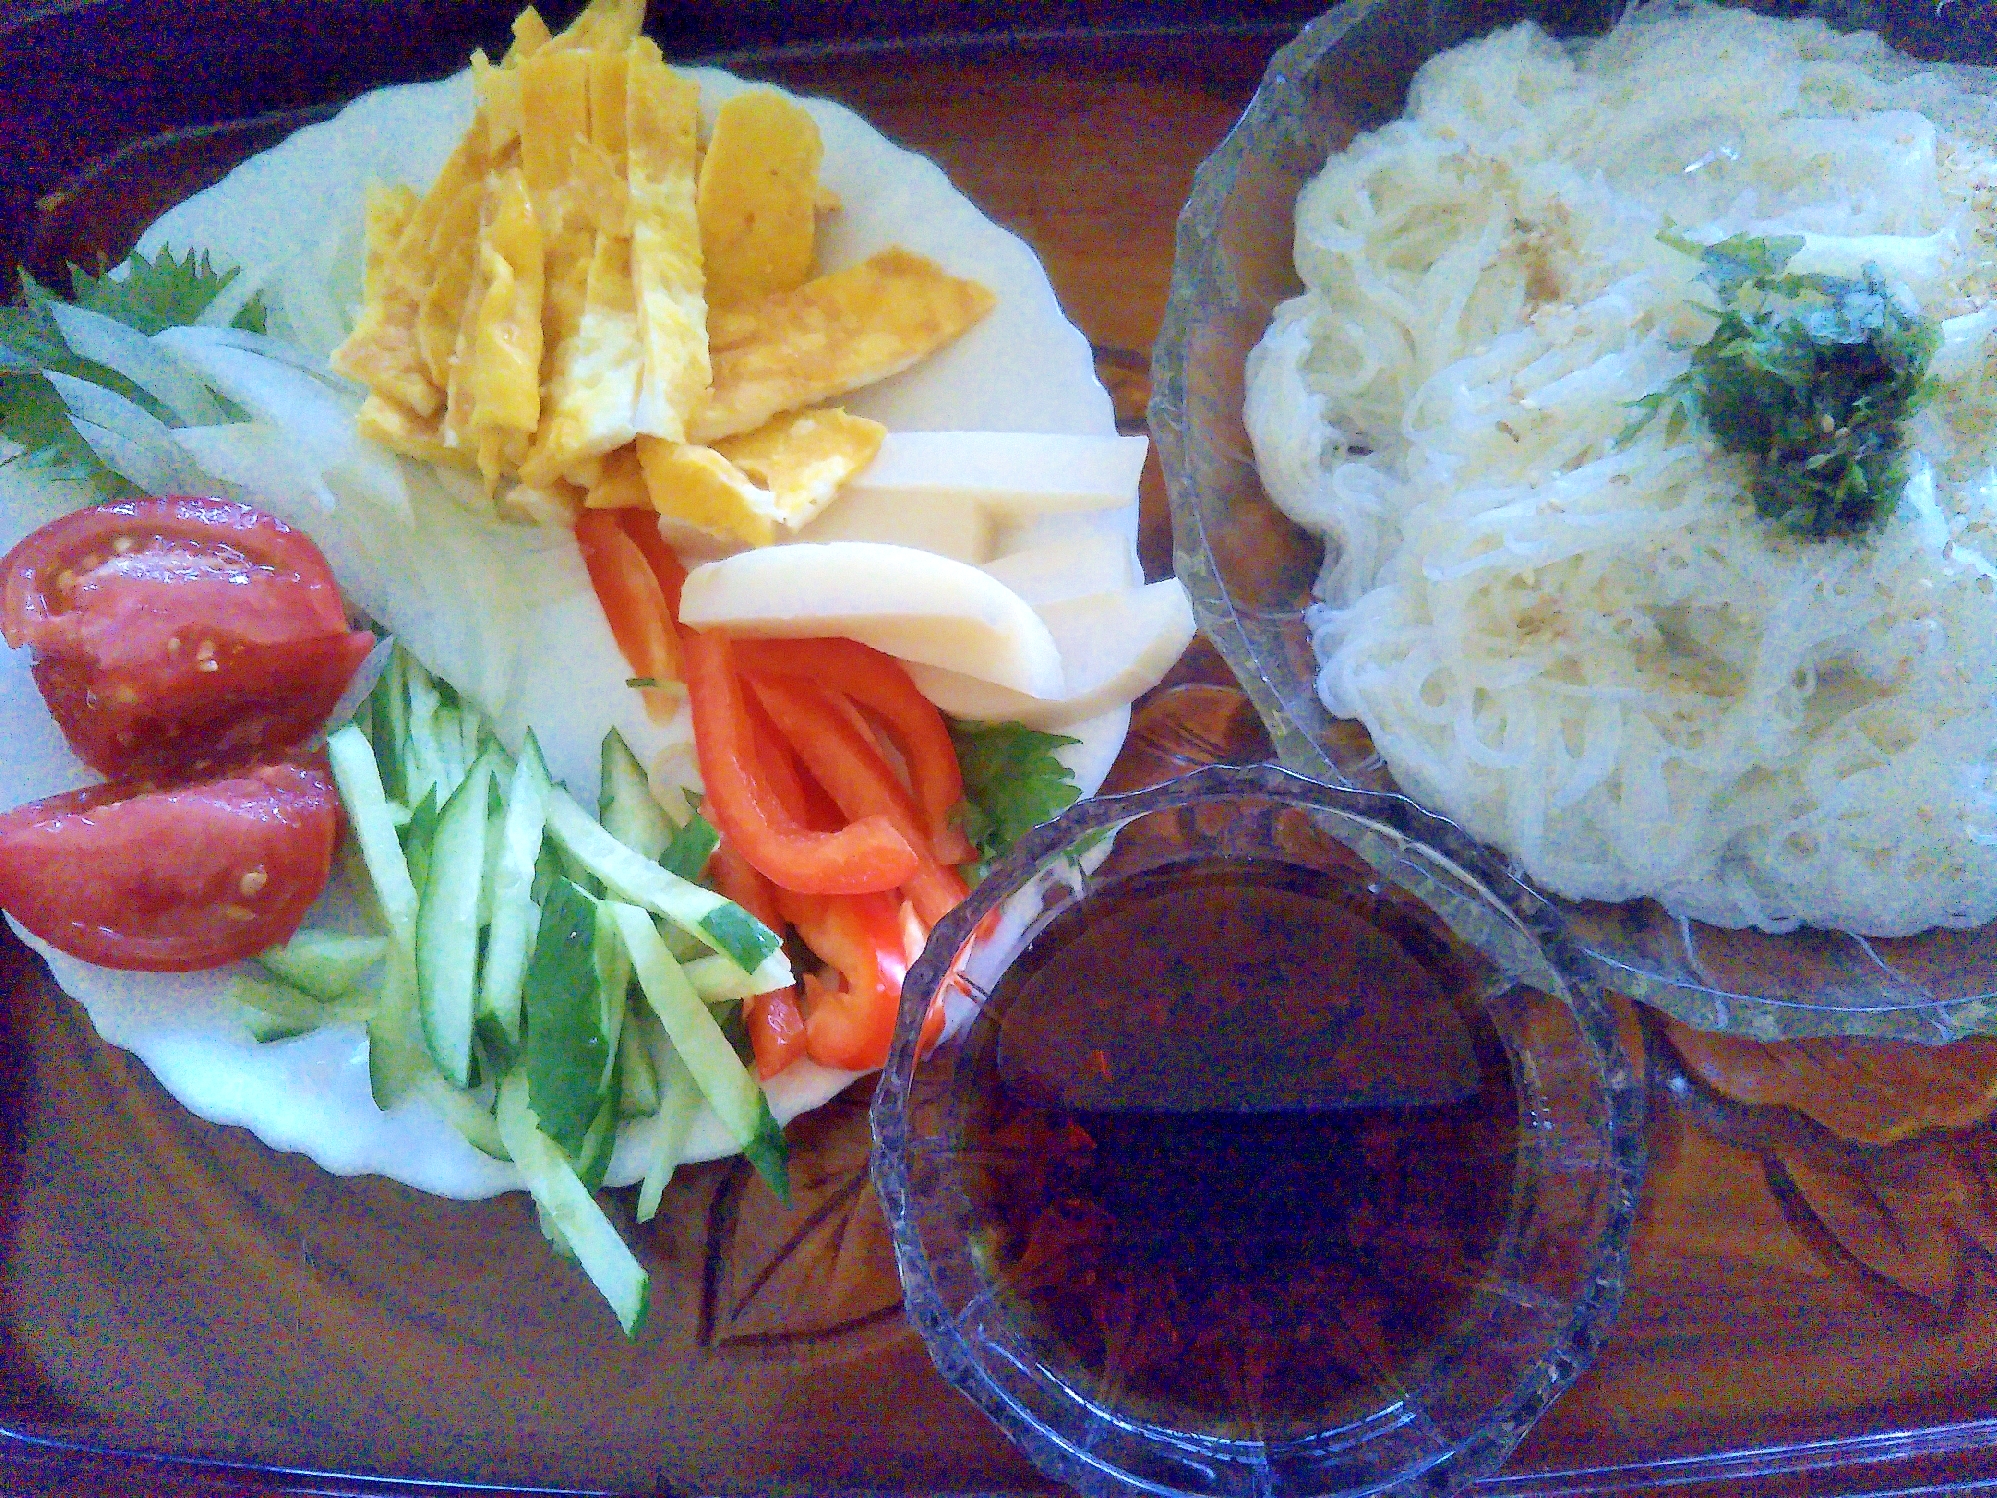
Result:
[1149, 0, 1997, 1042]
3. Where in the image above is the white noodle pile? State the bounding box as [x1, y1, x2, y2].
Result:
[1245, 4, 1997, 935]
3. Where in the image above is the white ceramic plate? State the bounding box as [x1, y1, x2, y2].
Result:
[0, 63, 1128, 1199]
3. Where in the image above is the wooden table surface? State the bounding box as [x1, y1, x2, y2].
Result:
[4, 11, 1997, 1496]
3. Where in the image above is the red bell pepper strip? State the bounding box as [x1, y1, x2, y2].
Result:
[782, 887, 908, 1071]
[745, 986, 809, 1080]
[731, 638, 972, 864]
[709, 838, 782, 933]
[744, 689, 847, 833]
[707, 764, 812, 1084]
[611, 508, 688, 620]
[683, 628, 918, 895]
[747, 673, 970, 927]
[574, 510, 681, 709]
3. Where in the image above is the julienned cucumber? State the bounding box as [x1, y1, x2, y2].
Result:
[544, 790, 787, 980]
[520, 878, 609, 1158]
[599, 728, 670, 860]
[415, 749, 502, 1088]
[495, 1073, 650, 1339]
[609, 900, 789, 1203]
[636, 1040, 700, 1224]
[327, 725, 418, 950]
[316, 643, 801, 1333]
[479, 732, 552, 1046]
[256, 932, 387, 1001]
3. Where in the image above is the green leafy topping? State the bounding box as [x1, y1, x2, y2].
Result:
[948, 719, 1082, 882]
[70, 247, 266, 336]
[1629, 231, 1939, 541]
[0, 247, 265, 495]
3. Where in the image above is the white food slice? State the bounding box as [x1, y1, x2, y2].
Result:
[907, 578, 1196, 729]
[792, 485, 994, 562]
[791, 431, 1147, 562]
[678, 540, 1064, 695]
[852, 430, 1148, 514]
[980, 531, 1133, 605]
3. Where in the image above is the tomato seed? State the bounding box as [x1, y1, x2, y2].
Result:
[239, 867, 268, 897]
[196, 660, 220, 673]
[111, 536, 135, 554]
[110, 685, 140, 706]
[195, 640, 216, 662]
[220, 904, 257, 922]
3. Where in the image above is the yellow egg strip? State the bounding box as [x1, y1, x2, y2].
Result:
[713, 407, 885, 528]
[625, 40, 710, 447]
[335, 0, 996, 547]
[697, 91, 824, 310]
[692, 248, 996, 442]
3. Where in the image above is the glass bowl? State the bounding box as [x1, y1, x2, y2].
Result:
[1149, 0, 1997, 1043]
[870, 762, 1644, 1498]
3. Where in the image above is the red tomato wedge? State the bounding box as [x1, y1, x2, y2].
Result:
[0, 496, 375, 778]
[730, 638, 972, 863]
[0, 758, 341, 972]
[682, 628, 919, 895]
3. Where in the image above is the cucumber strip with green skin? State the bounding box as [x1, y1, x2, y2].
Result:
[374, 648, 409, 805]
[459, 701, 485, 775]
[618, 1015, 661, 1118]
[574, 1082, 620, 1192]
[419, 1074, 509, 1161]
[545, 790, 786, 978]
[608, 901, 789, 1203]
[479, 733, 551, 1047]
[536, 1201, 578, 1261]
[636, 1040, 700, 1223]
[429, 700, 467, 801]
[599, 728, 670, 860]
[521, 879, 613, 1158]
[367, 946, 428, 1110]
[683, 951, 788, 1004]
[255, 933, 387, 1001]
[328, 725, 419, 952]
[415, 751, 501, 1089]
[400, 788, 440, 902]
[246, 1015, 312, 1043]
[593, 899, 631, 1087]
[401, 655, 447, 809]
[229, 972, 373, 1031]
[658, 813, 720, 882]
[495, 1073, 650, 1339]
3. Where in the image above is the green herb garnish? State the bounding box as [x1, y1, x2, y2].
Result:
[0, 247, 266, 495]
[949, 719, 1082, 883]
[1628, 230, 1939, 541]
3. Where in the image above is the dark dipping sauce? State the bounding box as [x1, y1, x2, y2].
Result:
[956, 856, 1520, 1439]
